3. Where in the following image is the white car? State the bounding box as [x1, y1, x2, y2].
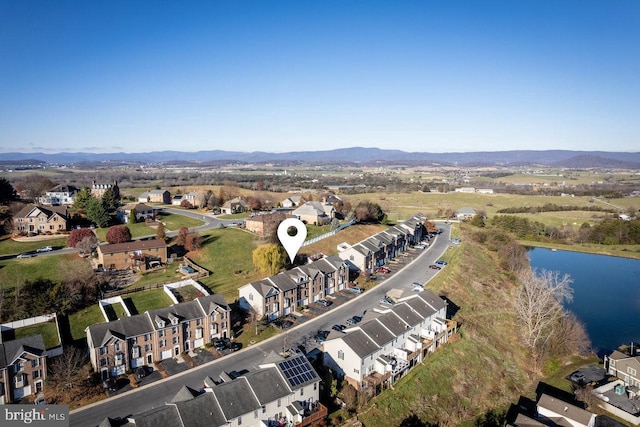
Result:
[17, 252, 36, 258]
[36, 246, 53, 252]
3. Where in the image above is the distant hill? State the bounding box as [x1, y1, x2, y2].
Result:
[2, 148, 640, 168]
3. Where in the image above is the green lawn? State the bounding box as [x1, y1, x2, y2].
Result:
[94, 222, 155, 241]
[127, 268, 184, 289]
[0, 235, 68, 255]
[68, 305, 106, 342]
[158, 212, 205, 231]
[189, 228, 261, 302]
[127, 289, 173, 314]
[216, 213, 248, 220]
[0, 253, 90, 289]
[13, 321, 61, 349]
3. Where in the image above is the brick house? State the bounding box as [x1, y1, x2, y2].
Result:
[91, 181, 120, 199]
[13, 204, 68, 235]
[238, 255, 349, 321]
[0, 335, 47, 403]
[116, 203, 156, 223]
[245, 212, 290, 237]
[86, 294, 230, 379]
[97, 239, 167, 271]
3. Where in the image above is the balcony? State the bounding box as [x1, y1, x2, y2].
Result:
[295, 402, 328, 427]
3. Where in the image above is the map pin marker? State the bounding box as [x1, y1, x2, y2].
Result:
[277, 218, 307, 263]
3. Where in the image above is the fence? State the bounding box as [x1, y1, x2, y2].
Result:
[301, 219, 355, 247]
[1, 313, 64, 354]
[164, 278, 211, 304]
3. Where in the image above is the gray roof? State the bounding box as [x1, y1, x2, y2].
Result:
[243, 368, 291, 403]
[341, 329, 380, 359]
[147, 300, 204, 330]
[213, 377, 261, 420]
[360, 321, 395, 347]
[537, 394, 594, 426]
[392, 303, 425, 327]
[87, 314, 153, 349]
[269, 272, 298, 292]
[129, 405, 182, 427]
[196, 294, 230, 314]
[417, 289, 447, 312]
[402, 295, 437, 320]
[376, 312, 409, 336]
[0, 334, 46, 367]
[173, 392, 227, 427]
[170, 386, 201, 403]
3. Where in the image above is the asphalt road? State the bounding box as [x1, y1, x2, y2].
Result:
[69, 222, 453, 427]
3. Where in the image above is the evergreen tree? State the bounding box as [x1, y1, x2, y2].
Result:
[0, 177, 18, 205]
[86, 197, 110, 228]
[101, 187, 119, 212]
[73, 187, 93, 210]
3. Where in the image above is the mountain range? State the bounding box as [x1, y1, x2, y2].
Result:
[2, 148, 640, 169]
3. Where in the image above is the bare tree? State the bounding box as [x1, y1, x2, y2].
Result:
[514, 269, 573, 366]
[48, 346, 88, 392]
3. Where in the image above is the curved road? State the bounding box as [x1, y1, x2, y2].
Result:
[70, 222, 453, 426]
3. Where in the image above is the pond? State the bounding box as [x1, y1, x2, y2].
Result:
[528, 248, 640, 356]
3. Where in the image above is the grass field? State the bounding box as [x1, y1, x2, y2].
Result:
[0, 235, 68, 255]
[13, 321, 61, 349]
[68, 305, 105, 342]
[127, 289, 173, 314]
[188, 228, 261, 302]
[158, 211, 205, 230]
[0, 253, 90, 289]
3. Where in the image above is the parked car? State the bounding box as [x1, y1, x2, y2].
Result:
[103, 377, 118, 392]
[317, 299, 332, 307]
[414, 244, 427, 249]
[315, 330, 330, 343]
[346, 318, 357, 326]
[36, 246, 53, 252]
[349, 287, 364, 294]
[16, 252, 36, 258]
[351, 315, 362, 323]
[379, 297, 394, 305]
[412, 282, 423, 288]
[375, 267, 390, 274]
[332, 324, 346, 332]
[435, 260, 447, 266]
[428, 265, 441, 270]
[213, 338, 227, 351]
[570, 371, 585, 383]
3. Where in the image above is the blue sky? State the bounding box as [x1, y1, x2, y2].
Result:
[0, 0, 638, 154]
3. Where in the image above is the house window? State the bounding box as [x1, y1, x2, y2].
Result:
[238, 416, 242, 425]
[262, 405, 266, 413]
[100, 359, 107, 367]
[31, 359, 40, 368]
[249, 293, 253, 301]
[115, 343, 121, 352]
[338, 350, 344, 360]
[159, 329, 165, 337]
[354, 368, 359, 374]
[254, 410, 258, 419]
[172, 326, 178, 334]
[629, 367, 637, 376]
[277, 399, 281, 407]
[160, 340, 166, 347]
[300, 387, 304, 396]
[173, 337, 179, 345]
[15, 362, 24, 372]
[145, 344, 152, 352]
[132, 347, 140, 358]
[314, 382, 317, 390]
[196, 318, 202, 326]
[32, 370, 41, 379]
[145, 334, 150, 342]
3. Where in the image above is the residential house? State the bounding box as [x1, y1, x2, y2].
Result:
[238, 255, 349, 321]
[245, 212, 290, 237]
[102, 353, 324, 427]
[38, 184, 77, 206]
[116, 203, 156, 223]
[536, 393, 596, 427]
[97, 239, 167, 271]
[91, 181, 120, 199]
[171, 194, 184, 206]
[220, 197, 249, 215]
[323, 289, 455, 390]
[148, 189, 172, 204]
[292, 202, 331, 226]
[183, 191, 205, 208]
[0, 335, 47, 404]
[605, 350, 640, 387]
[13, 204, 68, 235]
[86, 294, 230, 379]
[281, 195, 306, 208]
[338, 214, 425, 272]
[456, 207, 477, 220]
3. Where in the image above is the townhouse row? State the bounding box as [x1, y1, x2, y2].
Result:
[238, 214, 429, 322]
[100, 353, 323, 427]
[323, 289, 456, 390]
[338, 213, 427, 273]
[86, 294, 230, 379]
[0, 335, 47, 404]
[238, 255, 349, 321]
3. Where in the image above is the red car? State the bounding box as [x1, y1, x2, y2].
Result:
[375, 267, 390, 273]
[428, 265, 442, 270]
